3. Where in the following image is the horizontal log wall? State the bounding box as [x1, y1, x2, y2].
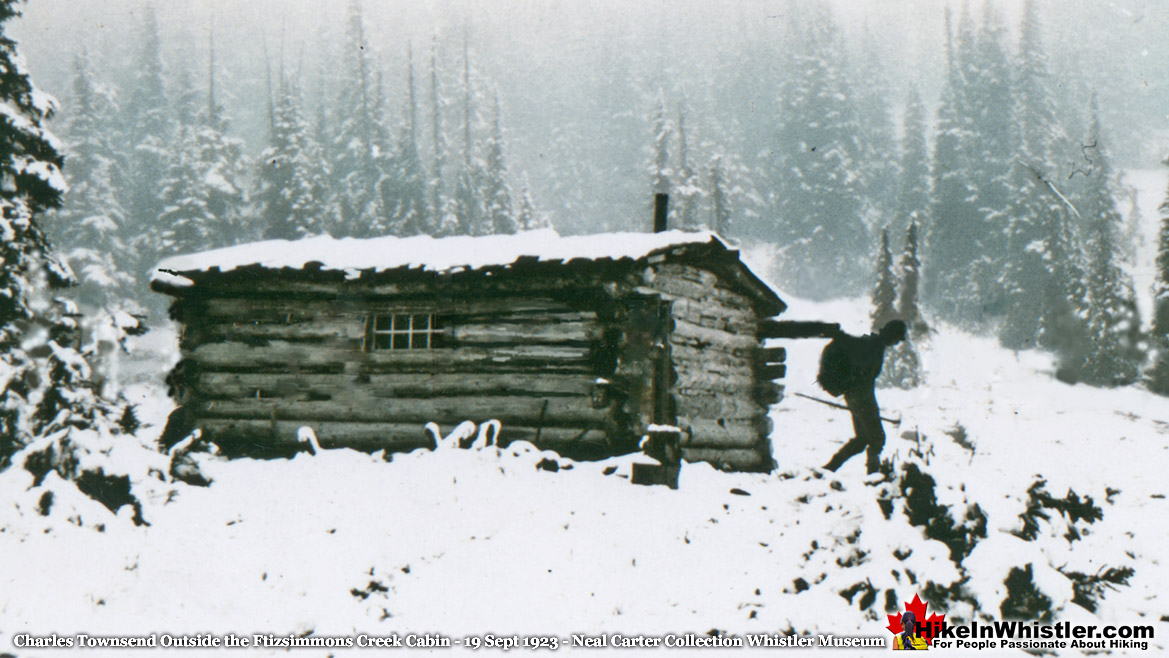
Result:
[192, 342, 594, 374]
[183, 291, 616, 458]
[640, 262, 775, 472]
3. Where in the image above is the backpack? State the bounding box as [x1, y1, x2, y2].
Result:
[817, 337, 854, 397]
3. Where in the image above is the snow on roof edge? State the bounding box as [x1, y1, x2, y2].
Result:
[153, 229, 719, 278]
[152, 229, 786, 304]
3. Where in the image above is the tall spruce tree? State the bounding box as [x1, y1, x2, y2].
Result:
[0, 0, 68, 338]
[451, 30, 492, 236]
[773, 6, 869, 298]
[675, 110, 702, 231]
[878, 323, 923, 390]
[1150, 174, 1169, 395]
[122, 4, 171, 297]
[382, 45, 429, 236]
[515, 172, 546, 231]
[899, 221, 928, 339]
[482, 93, 516, 235]
[452, 167, 482, 235]
[1077, 101, 1140, 386]
[709, 155, 730, 236]
[871, 228, 898, 330]
[648, 93, 672, 224]
[705, 146, 760, 238]
[897, 88, 931, 240]
[998, 0, 1084, 352]
[875, 226, 922, 389]
[0, 0, 132, 482]
[256, 71, 327, 240]
[47, 50, 134, 307]
[158, 31, 249, 255]
[927, 7, 987, 323]
[967, 3, 1015, 268]
[327, 0, 386, 238]
[428, 37, 457, 236]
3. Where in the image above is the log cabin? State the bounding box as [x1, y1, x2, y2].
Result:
[152, 226, 788, 472]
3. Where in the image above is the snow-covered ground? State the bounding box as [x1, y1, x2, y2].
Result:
[2, 293, 1168, 657]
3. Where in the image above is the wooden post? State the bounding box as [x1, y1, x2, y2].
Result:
[757, 320, 840, 339]
[631, 426, 682, 489]
[651, 299, 673, 425]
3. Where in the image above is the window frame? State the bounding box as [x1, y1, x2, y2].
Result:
[363, 312, 445, 352]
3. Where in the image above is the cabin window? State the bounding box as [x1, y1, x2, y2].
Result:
[365, 313, 445, 351]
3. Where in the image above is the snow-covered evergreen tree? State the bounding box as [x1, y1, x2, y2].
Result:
[967, 3, 1015, 261]
[998, 0, 1083, 352]
[515, 172, 547, 232]
[927, 7, 990, 323]
[899, 221, 928, 339]
[452, 167, 484, 236]
[482, 93, 516, 235]
[158, 36, 249, 255]
[648, 93, 672, 224]
[871, 228, 898, 330]
[1075, 102, 1140, 387]
[326, 0, 387, 238]
[897, 88, 931, 242]
[46, 50, 134, 307]
[875, 227, 922, 389]
[121, 5, 171, 296]
[427, 38, 456, 236]
[1150, 176, 1169, 395]
[705, 146, 760, 239]
[172, 67, 202, 131]
[878, 330, 922, 390]
[709, 155, 730, 236]
[0, 0, 133, 487]
[773, 7, 869, 298]
[450, 32, 494, 236]
[674, 110, 702, 231]
[381, 45, 429, 237]
[256, 72, 328, 241]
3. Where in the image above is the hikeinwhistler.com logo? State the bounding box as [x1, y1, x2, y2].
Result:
[886, 593, 1154, 651]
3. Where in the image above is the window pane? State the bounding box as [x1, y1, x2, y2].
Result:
[368, 313, 445, 350]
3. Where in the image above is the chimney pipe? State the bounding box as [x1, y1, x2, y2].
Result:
[653, 193, 669, 233]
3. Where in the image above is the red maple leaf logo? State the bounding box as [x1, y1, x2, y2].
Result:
[886, 593, 946, 646]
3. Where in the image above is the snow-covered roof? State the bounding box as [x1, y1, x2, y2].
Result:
[156, 229, 719, 279]
[152, 229, 784, 308]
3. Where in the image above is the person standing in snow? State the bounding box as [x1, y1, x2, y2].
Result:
[818, 320, 907, 474]
[893, 610, 928, 650]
